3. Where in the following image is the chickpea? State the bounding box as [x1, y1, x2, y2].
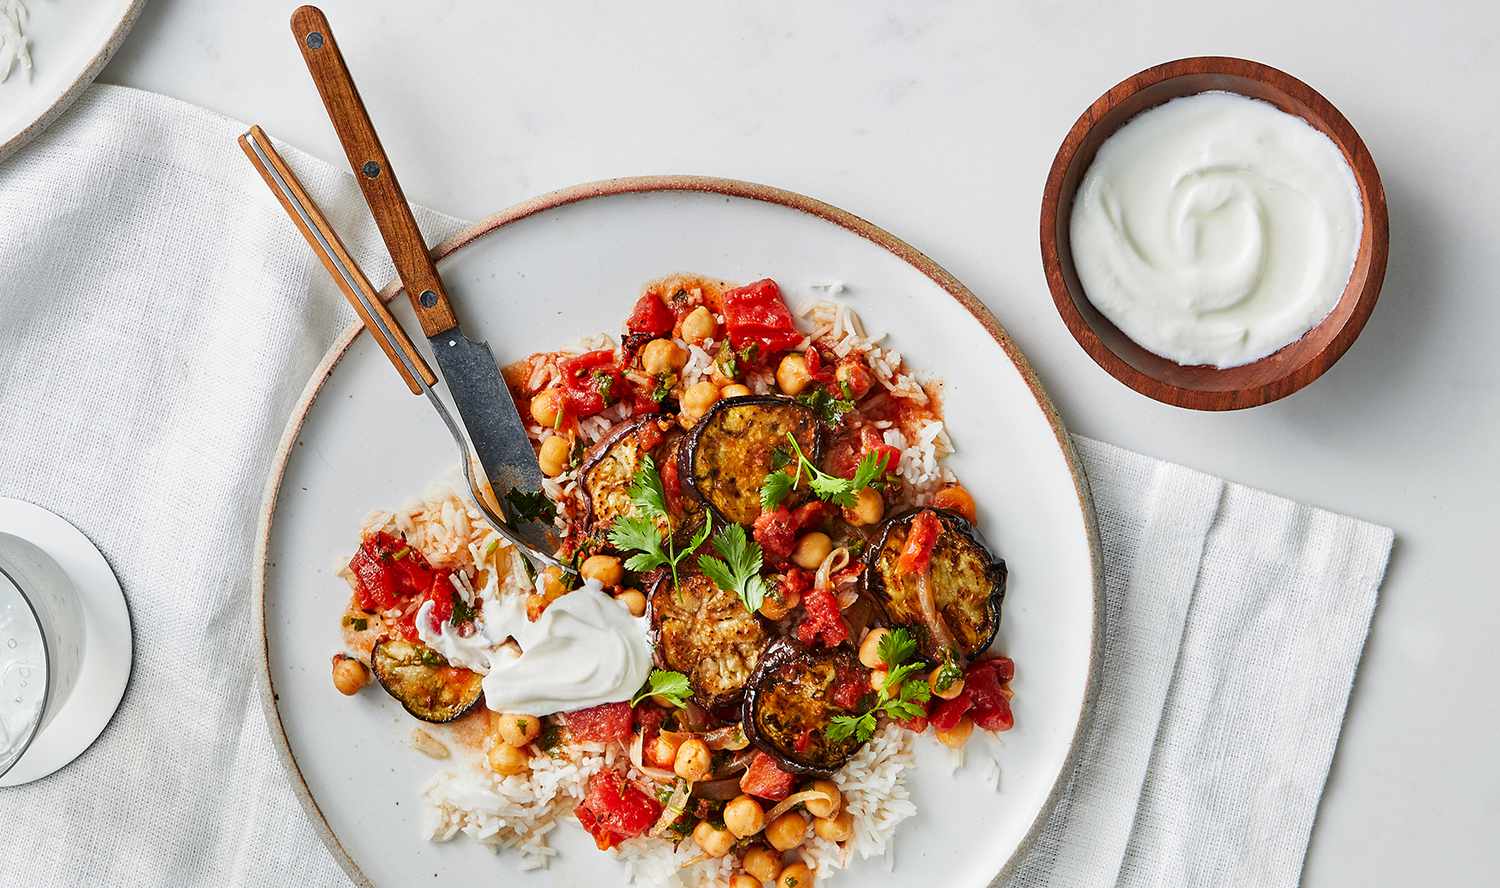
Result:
[494, 712, 541, 747]
[857, 628, 890, 669]
[527, 566, 569, 620]
[331, 654, 368, 695]
[681, 306, 717, 343]
[764, 810, 808, 851]
[720, 383, 752, 399]
[641, 338, 688, 376]
[936, 715, 975, 748]
[930, 663, 966, 700]
[674, 737, 712, 782]
[777, 862, 815, 888]
[758, 584, 800, 621]
[678, 380, 721, 426]
[730, 874, 762, 888]
[529, 386, 563, 427]
[537, 435, 570, 477]
[581, 553, 624, 587]
[790, 531, 832, 570]
[834, 360, 873, 400]
[802, 779, 842, 819]
[870, 668, 888, 693]
[843, 486, 884, 527]
[692, 820, 735, 857]
[648, 732, 682, 770]
[775, 353, 812, 396]
[813, 810, 854, 843]
[486, 741, 530, 776]
[742, 845, 783, 883]
[723, 794, 767, 838]
[931, 484, 978, 524]
[614, 588, 646, 617]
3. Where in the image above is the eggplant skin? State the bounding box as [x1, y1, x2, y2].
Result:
[682, 396, 822, 526]
[649, 570, 768, 714]
[580, 416, 703, 541]
[742, 638, 868, 776]
[370, 638, 484, 723]
[864, 508, 1006, 662]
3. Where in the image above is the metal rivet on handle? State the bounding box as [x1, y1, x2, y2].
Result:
[361, 161, 380, 178]
[420, 291, 438, 308]
[305, 32, 324, 49]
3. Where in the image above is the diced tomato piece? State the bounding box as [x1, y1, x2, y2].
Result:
[897, 697, 931, 734]
[422, 570, 456, 629]
[781, 567, 812, 597]
[803, 347, 834, 383]
[740, 751, 796, 801]
[791, 500, 828, 533]
[348, 531, 435, 612]
[626, 292, 674, 337]
[835, 357, 874, 399]
[896, 510, 942, 575]
[563, 701, 634, 742]
[930, 690, 974, 732]
[576, 769, 662, 850]
[560, 349, 622, 418]
[660, 449, 684, 501]
[722, 279, 802, 354]
[830, 663, 869, 710]
[795, 584, 849, 648]
[753, 506, 799, 565]
[794, 728, 814, 753]
[966, 657, 1016, 732]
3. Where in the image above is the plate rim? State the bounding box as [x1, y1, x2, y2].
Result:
[0, 0, 149, 164]
[253, 175, 1104, 888]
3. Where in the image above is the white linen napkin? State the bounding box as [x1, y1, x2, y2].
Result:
[0, 86, 1392, 888]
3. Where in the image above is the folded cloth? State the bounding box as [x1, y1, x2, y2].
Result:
[0, 86, 1392, 888]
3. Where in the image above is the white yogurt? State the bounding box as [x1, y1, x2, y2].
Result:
[417, 575, 652, 717]
[1070, 91, 1363, 368]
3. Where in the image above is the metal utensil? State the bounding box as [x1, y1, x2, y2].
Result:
[237, 125, 567, 574]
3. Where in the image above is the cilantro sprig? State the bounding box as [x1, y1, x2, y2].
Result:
[607, 455, 712, 591]
[698, 523, 771, 614]
[505, 487, 557, 525]
[826, 627, 930, 743]
[760, 432, 891, 512]
[631, 669, 692, 709]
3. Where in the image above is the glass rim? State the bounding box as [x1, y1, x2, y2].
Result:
[0, 562, 49, 780]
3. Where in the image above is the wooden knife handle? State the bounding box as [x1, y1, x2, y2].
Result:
[238, 126, 437, 395]
[290, 5, 458, 338]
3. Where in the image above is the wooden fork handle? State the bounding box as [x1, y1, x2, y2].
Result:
[238, 126, 437, 395]
[290, 5, 458, 339]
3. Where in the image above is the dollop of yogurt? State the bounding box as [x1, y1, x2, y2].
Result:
[417, 576, 651, 716]
[1069, 91, 1363, 368]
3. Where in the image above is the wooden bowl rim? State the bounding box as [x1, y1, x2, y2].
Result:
[1039, 55, 1389, 411]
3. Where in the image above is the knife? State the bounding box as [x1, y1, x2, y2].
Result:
[290, 5, 555, 556]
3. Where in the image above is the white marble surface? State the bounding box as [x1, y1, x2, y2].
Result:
[100, 1, 1496, 884]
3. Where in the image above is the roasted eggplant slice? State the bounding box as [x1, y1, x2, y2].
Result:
[864, 508, 1005, 662]
[369, 638, 484, 723]
[649, 570, 768, 713]
[742, 638, 869, 775]
[580, 416, 703, 542]
[682, 396, 822, 526]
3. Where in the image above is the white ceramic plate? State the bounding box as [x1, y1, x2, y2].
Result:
[0, 0, 145, 162]
[257, 178, 1102, 887]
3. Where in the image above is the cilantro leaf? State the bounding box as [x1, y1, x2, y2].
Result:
[504, 487, 557, 524]
[877, 627, 918, 670]
[827, 712, 876, 743]
[628, 454, 669, 518]
[608, 458, 710, 592]
[631, 669, 692, 709]
[797, 387, 855, 426]
[767, 432, 886, 512]
[760, 468, 795, 512]
[698, 523, 770, 613]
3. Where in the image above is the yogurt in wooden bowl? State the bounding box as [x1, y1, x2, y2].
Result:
[1040, 57, 1388, 410]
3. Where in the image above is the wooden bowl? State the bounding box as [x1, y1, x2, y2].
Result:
[1040, 57, 1388, 410]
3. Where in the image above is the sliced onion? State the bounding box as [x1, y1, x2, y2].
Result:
[914, 565, 957, 653]
[703, 724, 749, 751]
[628, 730, 678, 783]
[815, 547, 851, 591]
[765, 789, 834, 823]
[648, 778, 692, 837]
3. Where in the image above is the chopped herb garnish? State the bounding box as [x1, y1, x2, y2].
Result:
[760, 432, 890, 510]
[827, 627, 929, 742]
[391, 546, 411, 561]
[607, 455, 712, 592]
[450, 591, 477, 625]
[651, 371, 678, 403]
[698, 523, 771, 613]
[592, 370, 615, 405]
[715, 341, 738, 379]
[349, 617, 368, 632]
[797, 386, 855, 426]
[631, 668, 693, 709]
[504, 487, 557, 525]
[537, 720, 562, 753]
[933, 658, 964, 693]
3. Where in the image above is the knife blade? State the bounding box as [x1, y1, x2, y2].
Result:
[291, 5, 556, 555]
